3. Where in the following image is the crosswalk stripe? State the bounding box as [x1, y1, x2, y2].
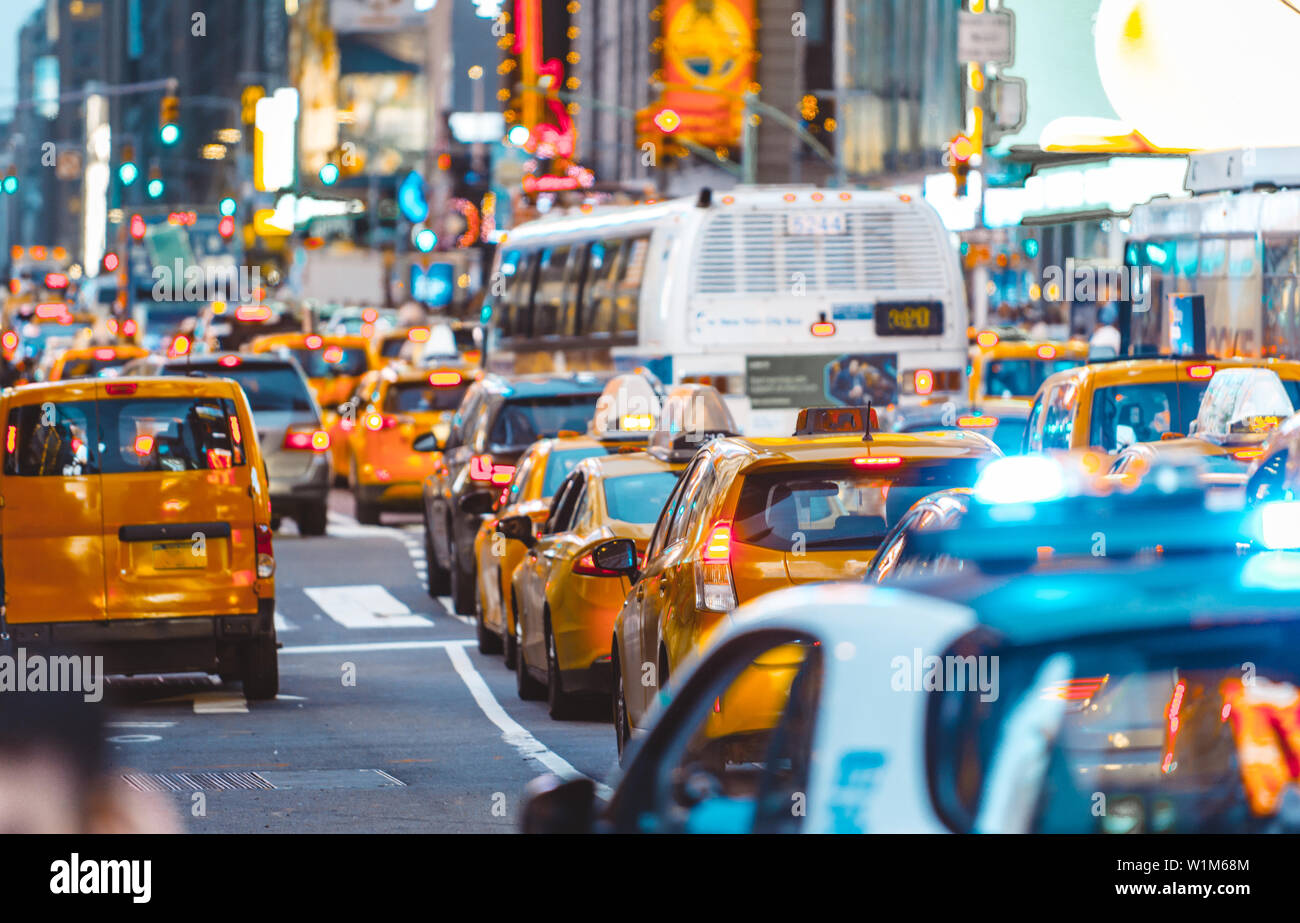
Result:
[274, 611, 298, 633]
[192, 692, 248, 714]
[303, 584, 434, 629]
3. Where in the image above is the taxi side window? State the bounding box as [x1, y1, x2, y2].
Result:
[544, 474, 584, 534]
[506, 451, 536, 507]
[630, 635, 823, 834]
[869, 509, 922, 583]
[448, 386, 482, 449]
[665, 456, 713, 548]
[1041, 384, 1077, 451]
[570, 480, 593, 531]
[4, 401, 99, 476]
[1024, 395, 1047, 453]
[647, 458, 698, 561]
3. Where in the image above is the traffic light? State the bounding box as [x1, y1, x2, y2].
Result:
[129, 213, 147, 240]
[1, 166, 16, 195]
[413, 228, 437, 253]
[119, 143, 138, 185]
[219, 196, 237, 217]
[948, 134, 975, 198]
[147, 165, 164, 199]
[159, 95, 180, 144]
[318, 163, 339, 186]
[102, 252, 119, 273]
[218, 215, 236, 239]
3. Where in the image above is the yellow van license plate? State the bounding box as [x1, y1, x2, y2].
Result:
[152, 541, 205, 570]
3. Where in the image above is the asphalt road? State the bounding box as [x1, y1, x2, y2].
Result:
[101, 491, 618, 833]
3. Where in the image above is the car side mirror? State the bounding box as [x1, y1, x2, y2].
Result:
[459, 491, 496, 517]
[498, 513, 536, 548]
[521, 774, 596, 834]
[590, 538, 639, 580]
[413, 431, 441, 453]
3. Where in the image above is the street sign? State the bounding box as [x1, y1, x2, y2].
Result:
[985, 75, 1027, 145]
[958, 10, 1015, 65]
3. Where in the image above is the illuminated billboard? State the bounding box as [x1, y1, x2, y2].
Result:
[656, 0, 756, 148]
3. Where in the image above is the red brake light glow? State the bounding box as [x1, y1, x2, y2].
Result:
[810, 321, 836, 337]
[1041, 676, 1109, 702]
[133, 435, 155, 456]
[2, 331, 17, 351]
[219, 355, 240, 368]
[853, 455, 902, 467]
[429, 371, 462, 387]
[703, 522, 732, 563]
[1187, 364, 1215, 379]
[913, 369, 934, 396]
[957, 415, 998, 428]
[170, 334, 191, 357]
[407, 327, 431, 343]
[94, 347, 116, 360]
[235, 305, 272, 322]
[105, 382, 137, 395]
[976, 331, 999, 348]
[1037, 344, 1057, 360]
[469, 454, 494, 482]
[306, 335, 323, 349]
[490, 464, 516, 486]
[311, 431, 331, 451]
[35, 302, 68, 320]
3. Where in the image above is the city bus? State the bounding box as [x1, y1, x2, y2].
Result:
[482, 186, 969, 435]
[1125, 148, 1300, 360]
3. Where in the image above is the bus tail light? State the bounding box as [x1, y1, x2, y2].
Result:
[256, 523, 275, 578]
[696, 522, 737, 612]
[810, 321, 836, 337]
[913, 369, 934, 395]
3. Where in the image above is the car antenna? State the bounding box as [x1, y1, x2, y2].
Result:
[862, 401, 873, 442]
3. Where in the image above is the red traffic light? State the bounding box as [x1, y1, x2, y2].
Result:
[102, 252, 120, 272]
[218, 215, 236, 239]
[129, 214, 146, 240]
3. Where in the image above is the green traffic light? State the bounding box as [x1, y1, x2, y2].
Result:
[414, 228, 436, 253]
[160, 123, 180, 145]
[147, 178, 164, 199]
[118, 162, 139, 186]
[319, 163, 340, 186]
[219, 197, 237, 217]
[1, 176, 17, 195]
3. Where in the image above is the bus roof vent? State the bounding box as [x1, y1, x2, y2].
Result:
[1186, 148, 1300, 195]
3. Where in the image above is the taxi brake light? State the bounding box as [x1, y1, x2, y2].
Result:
[235, 305, 272, 322]
[470, 454, 495, 482]
[429, 371, 462, 386]
[1234, 448, 1265, 460]
[913, 369, 934, 396]
[94, 348, 116, 360]
[5, 425, 15, 454]
[407, 327, 431, 343]
[305, 335, 323, 349]
[363, 412, 395, 432]
[1187, 364, 1215, 379]
[122, 319, 137, 336]
[490, 464, 516, 486]
[1036, 345, 1056, 360]
[703, 522, 732, 563]
[170, 334, 191, 357]
[957, 415, 998, 428]
[105, 382, 137, 395]
[311, 430, 331, 451]
[2, 331, 17, 351]
[256, 523, 275, 578]
[976, 331, 999, 348]
[853, 455, 902, 467]
[219, 355, 241, 368]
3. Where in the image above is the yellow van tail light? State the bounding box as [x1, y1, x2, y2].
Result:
[256, 524, 275, 578]
[696, 522, 737, 612]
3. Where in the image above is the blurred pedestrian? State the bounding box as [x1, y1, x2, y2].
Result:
[1089, 304, 1122, 355]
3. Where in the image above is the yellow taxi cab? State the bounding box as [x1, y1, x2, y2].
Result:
[247, 332, 374, 410]
[344, 363, 470, 524]
[46, 344, 149, 381]
[603, 405, 1002, 757]
[1024, 355, 1300, 470]
[968, 328, 1088, 404]
[1109, 367, 1295, 492]
[468, 374, 715, 666]
[503, 450, 690, 718]
[0, 376, 279, 698]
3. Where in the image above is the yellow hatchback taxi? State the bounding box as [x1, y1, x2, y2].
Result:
[1025, 356, 1300, 463]
[968, 329, 1088, 403]
[0, 377, 279, 698]
[503, 450, 691, 719]
[46, 344, 149, 381]
[249, 332, 374, 410]
[345, 364, 470, 523]
[604, 405, 1001, 757]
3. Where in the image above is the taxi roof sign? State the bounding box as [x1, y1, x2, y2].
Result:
[794, 405, 879, 440]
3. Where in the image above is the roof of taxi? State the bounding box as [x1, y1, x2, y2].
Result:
[250, 332, 371, 348]
[58, 344, 148, 357]
[379, 362, 472, 384]
[974, 338, 1088, 357]
[1041, 355, 1300, 393]
[713, 429, 1001, 464]
[574, 450, 683, 480]
[5, 375, 243, 398]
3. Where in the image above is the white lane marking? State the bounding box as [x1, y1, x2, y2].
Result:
[445, 644, 613, 800]
[274, 611, 298, 633]
[280, 639, 474, 655]
[107, 721, 177, 729]
[192, 692, 248, 714]
[436, 596, 476, 627]
[304, 584, 433, 629]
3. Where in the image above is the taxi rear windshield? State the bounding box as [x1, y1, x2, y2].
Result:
[58, 357, 130, 379]
[289, 347, 368, 378]
[605, 470, 682, 523]
[171, 361, 313, 413]
[542, 446, 609, 497]
[383, 381, 468, 414]
[734, 460, 985, 552]
[984, 358, 1084, 397]
[4, 397, 245, 476]
[490, 395, 601, 448]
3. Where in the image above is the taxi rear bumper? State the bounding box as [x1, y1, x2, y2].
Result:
[5, 598, 275, 676]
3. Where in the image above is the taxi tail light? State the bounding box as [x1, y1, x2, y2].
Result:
[256, 523, 275, 578]
[429, 371, 462, 387]
[976, 331, 999, 348]
[957, 415, 997, 428]
[469, 454, 497, 482]
[105, 382, 137, 395]
[490, 464, 516, 486]
[363, 412, 396, 432]
[696, 522, 737, 612]
[284, 427, 330, 451]
[1187, 364, 1215, 380]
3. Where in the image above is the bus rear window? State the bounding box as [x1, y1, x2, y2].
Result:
[984, 358, 1085, 398]
[734, 460, 985, 552]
